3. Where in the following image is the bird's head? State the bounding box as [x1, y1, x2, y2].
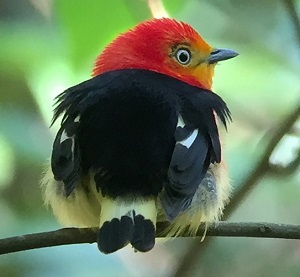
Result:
[93, 18, 238, 90]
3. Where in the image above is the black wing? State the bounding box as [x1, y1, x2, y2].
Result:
[51, 116, 81, 196]
[50, 73, 115, 196]
[160, 88, 231, 220]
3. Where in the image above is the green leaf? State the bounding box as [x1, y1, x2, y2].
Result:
[54, 0, 149, 72]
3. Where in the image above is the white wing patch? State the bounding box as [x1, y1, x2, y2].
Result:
[177, 115, 185, 128]
[176, 115, 198, 149]
[60, 130, 70, 143]
[179, 129, 198, 148]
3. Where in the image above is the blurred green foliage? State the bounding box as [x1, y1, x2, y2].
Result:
[55, 0, 147, 70]
[1, 0, 300, 276]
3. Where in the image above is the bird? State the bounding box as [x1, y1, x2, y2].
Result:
[41, 18, 237, 254]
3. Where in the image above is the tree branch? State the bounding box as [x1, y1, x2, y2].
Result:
[283, 0, 300, 49]
[1, 222, 300, 255]
[147, 0, 169, 18]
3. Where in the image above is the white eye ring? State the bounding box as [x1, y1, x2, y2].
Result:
[175, 48, 191, 65]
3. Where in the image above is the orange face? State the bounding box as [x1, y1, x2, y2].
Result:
[162, 38, 215, 89]
[93, 18, 238, 90]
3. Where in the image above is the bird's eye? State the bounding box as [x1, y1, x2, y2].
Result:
[175, 48, 191, 65]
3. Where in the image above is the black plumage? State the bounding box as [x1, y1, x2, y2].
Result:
[52, 69, 230, 208]
[51, 117, 81, 196]
[51, 68, 231, 227]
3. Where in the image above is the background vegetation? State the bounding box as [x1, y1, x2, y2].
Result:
[0, 0, 300, 276]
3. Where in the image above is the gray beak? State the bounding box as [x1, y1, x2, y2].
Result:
[208, 48, 239, 64]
